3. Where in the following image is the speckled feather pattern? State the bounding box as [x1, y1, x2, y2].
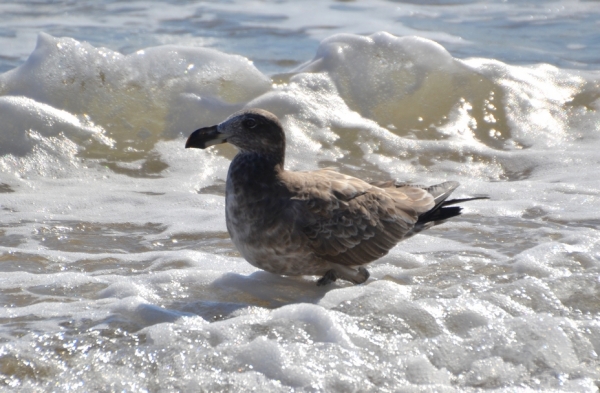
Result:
[187, 108, 480, 284]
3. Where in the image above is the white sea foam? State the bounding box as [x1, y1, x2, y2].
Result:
[0, 6, 599, 392]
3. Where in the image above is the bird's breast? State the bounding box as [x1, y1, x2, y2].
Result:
[225, 165, 288, 244]
[225, 180, 288, 239]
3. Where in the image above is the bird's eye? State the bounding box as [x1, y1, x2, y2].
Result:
[243, 118, 257, 129]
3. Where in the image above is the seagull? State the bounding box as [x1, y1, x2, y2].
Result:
[186, 109, 487, 286]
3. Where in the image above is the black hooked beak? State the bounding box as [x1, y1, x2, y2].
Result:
[185, 125, 228, 149]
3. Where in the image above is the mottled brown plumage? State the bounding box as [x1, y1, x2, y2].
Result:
[186, 109, 486, 285]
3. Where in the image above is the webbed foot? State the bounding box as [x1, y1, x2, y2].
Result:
[316, 269, 339, 286]
[316, 267, 370, 286]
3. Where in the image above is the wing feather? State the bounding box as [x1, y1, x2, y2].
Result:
[282, 169, 437, 267]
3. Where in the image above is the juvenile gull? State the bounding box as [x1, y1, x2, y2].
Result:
[186, 109, 487, 286]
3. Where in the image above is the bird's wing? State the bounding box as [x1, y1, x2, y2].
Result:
[282, 169, 437, 267]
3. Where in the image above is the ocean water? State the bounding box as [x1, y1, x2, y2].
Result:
[0, 0, 599, 391]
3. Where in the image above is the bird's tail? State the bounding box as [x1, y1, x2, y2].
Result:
[417, 196, 489, 225]
[416, 181, 488, 226]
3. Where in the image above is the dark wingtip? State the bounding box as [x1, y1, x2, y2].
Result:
[441, 196, 490, 206]
[417, 196, 489, 226]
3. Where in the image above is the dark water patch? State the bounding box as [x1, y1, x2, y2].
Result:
[134, 191, 165, 196]
[101, 155, 169, 178]
[545, 218, 600, 230]
[549, 273, 600, 315]
[77, 257, 155, 275]
[500, 167, 534, 182]
[165, 231, 237, 256]
[0, 183, 14, 193]
[32, 221, 167, 254]
[198, 182, 226, 197]
[566, 81, 600, 111]
[176, 300, 250, 322]
[0, 231, 25, 248]
[0, 288, 42, 310]
[28, 282, 108, 300]
[0, 252, 50, 273]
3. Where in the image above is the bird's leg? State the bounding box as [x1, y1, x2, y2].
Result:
[316, 269, 339, 286]
[354, 267, 370, 284]
[316, 267, 370, 286]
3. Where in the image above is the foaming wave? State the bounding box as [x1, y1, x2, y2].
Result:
[0, 33, 270, 173]
[1, 32, 599, 183]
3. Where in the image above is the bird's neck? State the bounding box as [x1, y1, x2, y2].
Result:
[228, 152, 285, 188]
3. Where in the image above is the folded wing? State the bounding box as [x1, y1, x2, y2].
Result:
[284, 169, 460, 267]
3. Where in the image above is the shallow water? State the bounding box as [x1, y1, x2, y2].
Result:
[0, 1, 599, 392]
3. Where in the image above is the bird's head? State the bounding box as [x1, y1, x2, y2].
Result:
[185, 109, 286, 159]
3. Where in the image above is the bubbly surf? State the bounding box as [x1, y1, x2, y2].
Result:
[0, 1, 599, 391]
